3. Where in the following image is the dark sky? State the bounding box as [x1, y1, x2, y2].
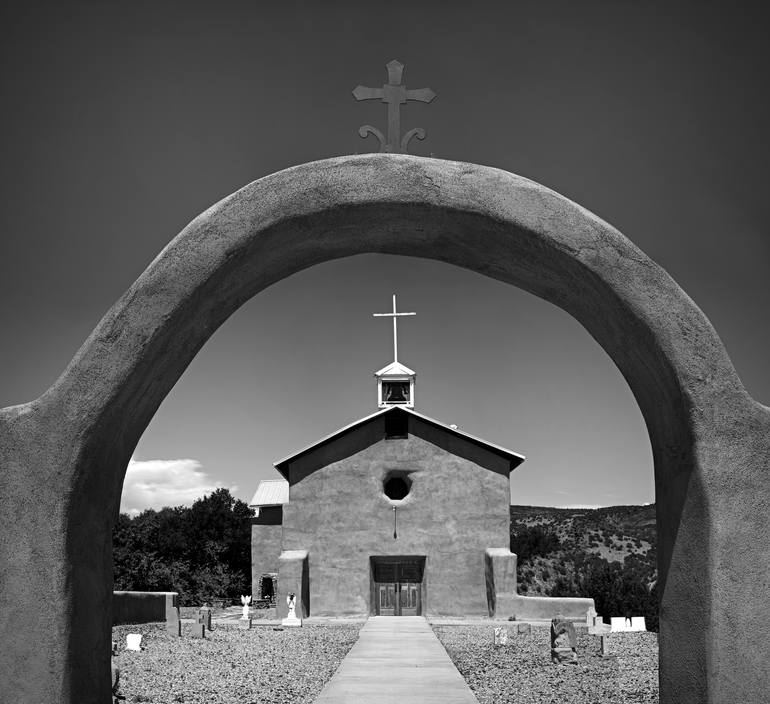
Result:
[1, 0, 768, 511]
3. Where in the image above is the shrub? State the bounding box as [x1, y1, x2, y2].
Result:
[511, 525, 561, 563]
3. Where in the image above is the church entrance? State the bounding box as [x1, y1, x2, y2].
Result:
[371, 556, 425, 616]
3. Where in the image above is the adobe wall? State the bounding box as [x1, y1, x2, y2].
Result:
[281, 431, 511, 617]
[250, 520, 282, 598]
[112, 591, 177, 626]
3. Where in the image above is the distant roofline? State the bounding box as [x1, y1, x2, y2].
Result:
[273, 406, 525, 476]
[248, 479, 289, 507]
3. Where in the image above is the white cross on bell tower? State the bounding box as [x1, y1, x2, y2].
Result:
[373, 294, 416, 408]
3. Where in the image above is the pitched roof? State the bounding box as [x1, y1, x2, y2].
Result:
[374, 360, 415, 377]
[273, 406, 525, 476]
[249, 479, 289, 507]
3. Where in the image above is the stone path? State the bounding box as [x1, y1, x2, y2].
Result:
[313, 616, 479, 703]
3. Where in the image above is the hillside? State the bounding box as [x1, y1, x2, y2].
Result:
[510, 504, 658, 627]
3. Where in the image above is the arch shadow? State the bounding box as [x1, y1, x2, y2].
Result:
[1, 154, 769, 703]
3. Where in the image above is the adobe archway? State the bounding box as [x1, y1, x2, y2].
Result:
[0, 154, 768, 703]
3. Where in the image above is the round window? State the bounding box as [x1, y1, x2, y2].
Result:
[383, 471, 412, 500]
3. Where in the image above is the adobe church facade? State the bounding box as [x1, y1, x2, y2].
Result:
[250, 298, 593, 619]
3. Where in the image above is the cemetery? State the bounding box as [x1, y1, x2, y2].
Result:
[111, 619, 361, 703]
[110, 608, 658, 703]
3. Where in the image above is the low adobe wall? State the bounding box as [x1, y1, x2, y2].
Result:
[506, 594, 594, 621]
[112, 591, 178, 626]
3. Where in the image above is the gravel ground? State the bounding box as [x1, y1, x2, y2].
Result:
[112, 622, 361, 703]
[433, 625, 658, 704]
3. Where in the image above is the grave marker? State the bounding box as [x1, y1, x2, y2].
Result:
[281, 591, 302, 627]
[586, 606, 597, 627]
[610, 615, 647, 632]
[165, 593, 181, 637]
[198, 606, 212, 630]
[600, 634, 616, 659]
[550, 616, 578, 664]
[493, 627, 508, 645]
[240, 594, 253, 629]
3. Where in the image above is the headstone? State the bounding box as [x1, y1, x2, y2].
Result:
[166, 618, 181, 637]
[125, 634, 142, 651]
[610, 615, 647, 632]
[238, 617, 252, 629]
[517, 623, 532, 635]
[610, 616, 627, 632]
[588, 615, 611, 635]
[165, 594, 181, 638]
[198, 605, 212, 630]
[240, 594, 252, 620]
[493, 627, 508, 645]
[586, 606, 597, 627]
[550, 616, 578, 665]
[600, 634, 617, 659]
[191, 622, 205, 638]
[281, 591, 302, 627]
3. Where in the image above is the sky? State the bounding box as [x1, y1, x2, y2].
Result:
[1, 1, 768, 514]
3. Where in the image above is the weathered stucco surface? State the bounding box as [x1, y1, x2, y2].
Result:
[280, 427, 512, 618]
[0, 154, 768, 703]
[112, 591, 177, 626]
[250, 517, 282, 598]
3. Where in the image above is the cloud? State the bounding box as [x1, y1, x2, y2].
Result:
[120, 457, 236, 516]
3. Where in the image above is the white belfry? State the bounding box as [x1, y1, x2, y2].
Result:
[373, 294, 416, 363]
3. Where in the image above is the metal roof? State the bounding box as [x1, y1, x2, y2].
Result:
[249, 479, 289, 507]
[273, 406, 525, 474]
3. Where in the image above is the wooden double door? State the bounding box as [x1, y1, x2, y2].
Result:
[372, 557, 424, 616]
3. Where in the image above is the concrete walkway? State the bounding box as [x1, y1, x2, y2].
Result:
[313, 616, 479, 704]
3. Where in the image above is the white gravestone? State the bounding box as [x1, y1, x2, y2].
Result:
[240, 595, 252, 619]
[281, 592, 302, 627]
[126, 634, 142, 651]
[610, 616, 647, 632]
[239, 595, 252, 629]
[493, 627, 508, 645]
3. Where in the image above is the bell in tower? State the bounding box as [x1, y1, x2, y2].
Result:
[375, 360, 416, 408]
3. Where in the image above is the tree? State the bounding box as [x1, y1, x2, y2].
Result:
[112, 489, 255, 606]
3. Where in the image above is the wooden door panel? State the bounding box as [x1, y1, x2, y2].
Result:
[377, 583, 396, 615]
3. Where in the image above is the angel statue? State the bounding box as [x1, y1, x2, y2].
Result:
[240, 595, 252, 620]
[286, 592, 297, 619]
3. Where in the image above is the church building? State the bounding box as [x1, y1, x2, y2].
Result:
[250, 296, 593, 620]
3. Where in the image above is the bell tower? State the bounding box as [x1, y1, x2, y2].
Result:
[373, 295, 416, 409]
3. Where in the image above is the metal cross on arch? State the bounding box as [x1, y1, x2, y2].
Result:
[353, 60, 436, 154]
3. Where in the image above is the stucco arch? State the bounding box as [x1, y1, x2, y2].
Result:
[0, 154, 768, 703]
